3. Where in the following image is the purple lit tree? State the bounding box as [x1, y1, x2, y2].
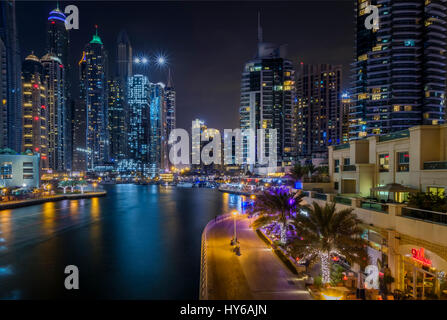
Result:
[250, 188, 305, 245]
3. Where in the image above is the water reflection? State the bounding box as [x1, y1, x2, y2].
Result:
[0, 185, 241, 299]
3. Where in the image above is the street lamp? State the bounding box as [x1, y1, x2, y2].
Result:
[231, 210, 239, 245]
[92, 182, 98, 192]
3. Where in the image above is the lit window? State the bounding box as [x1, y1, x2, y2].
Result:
[397, 152, 409, 172]
[379, 154, 389, 172]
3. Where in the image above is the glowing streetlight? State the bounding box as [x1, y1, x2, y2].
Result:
[156, 55, 166, 66]
[231, 210, 239, 245]
[92, 182, 98, 192]
[134, 57, 141, 64]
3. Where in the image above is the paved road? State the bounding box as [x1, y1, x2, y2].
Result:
[206, 215, 312, 300]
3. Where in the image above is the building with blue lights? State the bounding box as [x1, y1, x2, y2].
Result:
[165, 71, 176, 148]
[128, 74, 150, 173]
[149, 82, 166, 177]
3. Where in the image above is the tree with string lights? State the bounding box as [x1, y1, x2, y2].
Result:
[289, 202, 368, 284]
[250, 188, 306, 245]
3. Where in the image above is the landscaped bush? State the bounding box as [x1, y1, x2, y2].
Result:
[408, 192, 447, 212]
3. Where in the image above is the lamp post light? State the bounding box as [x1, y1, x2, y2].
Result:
[231, 210, 239, 245]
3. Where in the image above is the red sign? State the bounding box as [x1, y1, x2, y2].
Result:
[411, 248, 432, 267]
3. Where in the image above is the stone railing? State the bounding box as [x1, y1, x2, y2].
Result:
[199, 213, 232, 300]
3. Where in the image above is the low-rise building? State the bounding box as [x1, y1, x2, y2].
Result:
[329, 125, 447, 200]
[0, 153, 40, 188]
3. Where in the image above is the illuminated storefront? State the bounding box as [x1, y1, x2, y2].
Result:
[399, 246, 447, 300]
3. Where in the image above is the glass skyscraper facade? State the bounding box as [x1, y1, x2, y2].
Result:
[46, 6, 71, 170]
[41, 53, 66, 171]
[0, 0, 22, 152]
[350, 0, 447, 139]
[239, 30, 296, 172]
[149, 82, 166, 177]
[82, 28, 109, 171]
[128, 74, 150, 173]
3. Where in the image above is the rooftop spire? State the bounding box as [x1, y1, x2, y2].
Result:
[90, 25, 103, 45]
[257, 11, 263, 43]
[167, 68, 173, 87]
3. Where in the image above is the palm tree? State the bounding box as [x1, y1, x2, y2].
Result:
[251, 188, 305, 245]
[289, 164, 307, 182]
[78, 179, 88, 194]
[305, 163, 316, 179]
[67, 179, 77, 193]
[289, 202, 367, 284]
[58, 180, 70, 194]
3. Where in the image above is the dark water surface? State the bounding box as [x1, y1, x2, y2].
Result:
[0, 185, 241, 299]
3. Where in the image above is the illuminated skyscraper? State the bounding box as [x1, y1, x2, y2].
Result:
[350, 0, 447, 139]
[116, 29, 132, 83]
[46, 5, 71, 170]
[0, 0, 22, 152]
[41, 53, 66, 171]
[109, 30, 132, 161]
[295, 64, 343, 161]
[149, 82, 166, 177]
[108, 78, 127, 160]
[82, 27, 109, 171]
[239, 14, 295, 173]
[72, 51, 87, 172]
[165, 70, 176, 141]
[21, 53, 49, 170]
[128, 74, 150, 173]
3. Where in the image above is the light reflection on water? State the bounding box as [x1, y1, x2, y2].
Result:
[0, 185, 241, 299]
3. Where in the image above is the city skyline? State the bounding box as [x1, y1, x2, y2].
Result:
[15, 1, 354, 131]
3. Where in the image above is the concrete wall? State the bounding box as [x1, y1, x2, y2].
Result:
[0, 154, 40, 188]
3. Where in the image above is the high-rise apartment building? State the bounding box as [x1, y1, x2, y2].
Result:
[21, 53, 49, 170]
[350, 0, 447, 139]
[108, 78, 127, 160]
[116, 29, 132, 83]
[41, 53, 66, 171]
[0, 0, 22, 152]
[82, 28, 108, 171]
[296, 64, 343, 160]
[46, 5, 71, 170]
[128, 74, 150, 173]
[239, 16, 295, 172]
[149, 82, 166, 177]
[165, 71, 176, 143]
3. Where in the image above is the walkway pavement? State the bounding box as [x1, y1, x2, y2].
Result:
[206, 215, 312, 300]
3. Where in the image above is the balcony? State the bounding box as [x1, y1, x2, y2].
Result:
[334, 196, 352, 205]
[312, 192, 327, 201]
[360, 200, 388, 213]
[402, 207, 447, 225]
[343, 165, 356, 172]
[333, 143, 350, 150]
[423, 161, 447, 170]
[378, 129, 409, 142]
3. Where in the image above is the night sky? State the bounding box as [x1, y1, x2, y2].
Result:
[16, 1, 354, 131]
